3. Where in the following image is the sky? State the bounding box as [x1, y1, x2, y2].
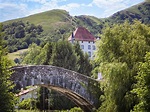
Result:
[0, 0, 144, 22]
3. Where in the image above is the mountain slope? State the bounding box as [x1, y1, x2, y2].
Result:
[3, 9, 104, 41]
[4, 9, 73, 34]
[106, 1, 150, 24]
[2, 1, 150, 44]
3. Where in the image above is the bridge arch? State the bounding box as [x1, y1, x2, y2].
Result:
[11, 65, 101, 112]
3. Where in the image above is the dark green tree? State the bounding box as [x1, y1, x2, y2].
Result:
[36, 87, 49, 110]
[50, 41, 78, 71]
[35, 42, 53, 65]
[0, 23, 15, 111]
[73, 42, 93, 76]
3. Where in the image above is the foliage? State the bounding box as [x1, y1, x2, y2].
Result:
[95, 21, 150, 112]
[2, 21, 43, 52]
[50, 41, 78, 71]
[74, 16, 104, 37]
[2, 1, 150, 45]
[36, 87, 49, 110]
[132, 52, 150, 112]
[74, 42, 93, 76]
[22, 43, 41, 64]
[35, 42, 53, 65]
[106, 1, 150, 24]
[36, 86, 76, 111]
[21, 40, 94, 111]
[18, 98, 36, 110]
[0, 23, 15, 111]
[15, 110, 40, 112]
[69, 107, 83, 112]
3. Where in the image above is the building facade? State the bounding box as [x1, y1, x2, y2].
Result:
[68, 27, 96, 59]
[16, 86, 38, 102]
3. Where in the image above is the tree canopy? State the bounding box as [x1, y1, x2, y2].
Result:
[132, 52, 150, 112]
[95, 21, 150, 112]
[2, 21, 43, 52]
[0, 23, 15, 111]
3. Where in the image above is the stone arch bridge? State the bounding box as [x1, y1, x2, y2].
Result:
[11, 65, 101, 112]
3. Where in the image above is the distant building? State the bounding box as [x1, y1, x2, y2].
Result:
[16, 86, 38, 102]
[68, 27, 97, 59]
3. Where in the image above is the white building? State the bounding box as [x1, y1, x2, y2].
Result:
[68, 27, 97, 59]
[16, 86, 38, 102]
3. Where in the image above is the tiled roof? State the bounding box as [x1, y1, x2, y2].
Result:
[68, 27, 96, 41]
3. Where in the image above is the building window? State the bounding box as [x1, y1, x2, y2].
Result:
[81, 45, 84, 49]
[93, 45, 96, 50]
[88, 51, 91, 57]
[88, 45, 91, 49]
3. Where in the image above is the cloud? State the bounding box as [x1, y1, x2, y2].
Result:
[24, 0, 67, 5]
[0, 0, 144, 22]
[0, 2, 28, 21]
[91, 0, 130, 17]
[29, 1, 82, 16]
[58, 3, 81, 11]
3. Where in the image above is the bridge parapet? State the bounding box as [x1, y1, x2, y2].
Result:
[11, 65, 101, 112]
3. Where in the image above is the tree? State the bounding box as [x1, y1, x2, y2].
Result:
[95, 21, 150, 112]
[0, 23, 15, 111]
[73, 42, 93, 76]
[50, 41, 78, 71]
[22, 43, 41, 64]
[35, 42, 53, 65]
[132, 52, 150, 112]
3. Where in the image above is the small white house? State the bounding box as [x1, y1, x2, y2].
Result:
[68, 27, 97, 59]
[16, 86, 38, 102]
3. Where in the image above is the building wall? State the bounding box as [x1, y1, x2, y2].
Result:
[18, 87, 38, 102]
[79, 41, 96, 59]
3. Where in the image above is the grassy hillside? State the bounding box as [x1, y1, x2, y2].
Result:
[7, 49, 28, 61]
[3, 9, 104, 42]
[4, 9, 73, 34]
[2, 1, 150, 53]
[106, 1, 150, 24]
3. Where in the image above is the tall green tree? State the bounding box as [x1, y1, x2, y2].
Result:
[50, 41, 78, 71]
[95, 21, 150, 112]
[35, 42, 53, 65]
[0, 24, 15, 111]
[132, 52, 150, 112]
[74, 42, 93, 76]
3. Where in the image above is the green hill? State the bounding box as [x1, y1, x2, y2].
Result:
[3, 9, 104, 42]
[3, 0, 150, 36]
[4, 9, 73, 34]
[2, 1, 150, 53]
[106, 0, 150, 24]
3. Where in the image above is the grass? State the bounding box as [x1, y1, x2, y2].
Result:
[3, 9, 72, 34]
[7, 49, 28, 61]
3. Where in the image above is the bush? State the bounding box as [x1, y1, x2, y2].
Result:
[70, 107, 83, 112]
[18, 99, 36, 110]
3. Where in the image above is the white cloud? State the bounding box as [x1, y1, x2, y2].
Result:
[28, 1, 82, 16]
[58, 3, 81, 11]
[91, 0, 131, 17]
[23, 0, 67, 4]
[0, 0, 144, 22]
[0, 2, 28, 21]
